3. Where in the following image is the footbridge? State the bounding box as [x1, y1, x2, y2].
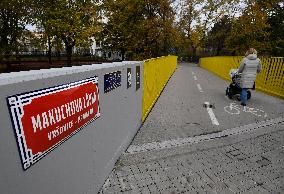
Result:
[0, 56, 283, 194]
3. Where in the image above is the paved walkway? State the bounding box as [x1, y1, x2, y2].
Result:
[99, 63, 284, 194]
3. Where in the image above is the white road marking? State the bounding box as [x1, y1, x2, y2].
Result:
[125, 117, 284, 154]
[224, 103, 267, 117]
[204, 102, 219, 126]
[194, 76, 198, 81]
[197, 84, 203, 92]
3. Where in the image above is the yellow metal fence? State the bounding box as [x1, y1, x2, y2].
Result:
[200, 56, 284, 99]
[142, 56, 177, 122]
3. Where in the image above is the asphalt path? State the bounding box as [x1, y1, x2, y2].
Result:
[131, 63, 284, 145]
[99, 62, 284, 194]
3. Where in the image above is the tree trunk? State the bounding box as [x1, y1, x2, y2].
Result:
[1, 37, 12, 73]
[66, 45, 72, 67]
[216, 42, 221, 56]
[191, 46, 197, 63]
[4, 59, 12, 73]
[121, 49, 125, 61]
[192, 46, 197, 57]
[47, 36, 52, 64]
[163, 32, 168, 56]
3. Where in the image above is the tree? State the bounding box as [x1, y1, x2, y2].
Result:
[207, 15, 232, 55]
[34, 0, 100, 66]
[177, 0, 202, 58]
[178, 0, 239, 58]
[224, 1, 273, 55]
[200, 0, 241, 31]
[141, 0, 178, 58]
[223, 0, 283, 55]
[268, 3, 284, 56]
[33, 0, 57, 64]
[0, 0, 32, 72]
[0, 0, 31, 56]
[101, 0, 137, 60]
[102, 0, 178, 60]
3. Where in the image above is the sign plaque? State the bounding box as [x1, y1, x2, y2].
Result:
[7, 77, 100, 170]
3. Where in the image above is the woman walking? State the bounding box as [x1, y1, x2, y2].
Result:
[238, 48, 262, 106]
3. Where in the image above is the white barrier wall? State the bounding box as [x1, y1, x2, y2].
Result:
[0, 61, 143, 194]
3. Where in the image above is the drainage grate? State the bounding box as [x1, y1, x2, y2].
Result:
[203, 103, 215, 109]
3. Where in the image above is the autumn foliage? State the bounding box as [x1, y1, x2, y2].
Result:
[0, 0, 283, 64]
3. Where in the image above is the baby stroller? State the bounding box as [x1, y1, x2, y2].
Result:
[225, 69, 251, 100]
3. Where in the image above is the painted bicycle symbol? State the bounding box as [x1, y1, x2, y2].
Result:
[224, 103, 267, 117]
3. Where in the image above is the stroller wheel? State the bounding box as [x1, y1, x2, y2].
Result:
[237, 95, 241, 101]
[247, 90, 251, 100]
[227, 88, 233, 99]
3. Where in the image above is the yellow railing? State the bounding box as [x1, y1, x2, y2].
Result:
[142, 56, 177, 122]
[200, 56, 284, 99]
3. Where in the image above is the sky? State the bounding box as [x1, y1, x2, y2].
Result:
[25, 24, 36, 32]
